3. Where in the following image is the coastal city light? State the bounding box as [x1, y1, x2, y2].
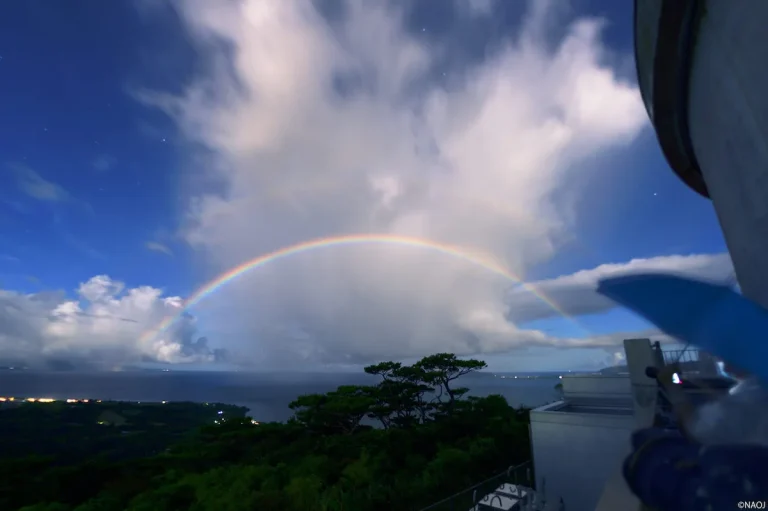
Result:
[1, 397, 133, 405]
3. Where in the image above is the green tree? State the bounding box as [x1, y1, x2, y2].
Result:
[284, 475, 323, 511]
[4, 352, 533, 511]
[363, 361, 404, 381]
[365, 362, 433, 426]
[415, 353, 487, 405]
[289, 385, 374, 435]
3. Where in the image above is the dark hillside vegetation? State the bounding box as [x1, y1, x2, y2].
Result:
[1, 353, 532, 511]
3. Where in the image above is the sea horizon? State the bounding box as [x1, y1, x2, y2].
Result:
[0, 369, 564, 422]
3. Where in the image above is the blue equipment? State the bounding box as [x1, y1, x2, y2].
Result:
[624, 428, 768, 510]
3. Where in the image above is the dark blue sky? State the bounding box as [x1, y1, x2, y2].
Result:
[0, 0, 728, 371]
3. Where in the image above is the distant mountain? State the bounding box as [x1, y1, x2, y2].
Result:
[117, 365, 171, 372]
[599, 365, 628, 375]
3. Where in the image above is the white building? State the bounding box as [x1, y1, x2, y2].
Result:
[529, 338, 732, 511]
[529, 375, 635, 511]
[635, 0, 768, 309]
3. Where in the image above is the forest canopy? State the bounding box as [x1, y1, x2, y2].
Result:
[1, 353, 532, 511]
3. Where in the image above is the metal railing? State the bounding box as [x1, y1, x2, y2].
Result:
[661, 348, 700, 364]
[417, 461, 533, 511]
[659, 347, 720, 376]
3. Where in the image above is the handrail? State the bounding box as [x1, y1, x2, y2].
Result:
[483, 494, 504, 508]
[417, 461, 532, 511]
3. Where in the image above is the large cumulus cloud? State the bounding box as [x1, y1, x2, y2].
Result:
[0, 275, 218, 369]
[0, 252, 731, 368]
[135, 0, 652, 368]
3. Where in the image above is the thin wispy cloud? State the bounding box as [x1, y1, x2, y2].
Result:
[7, 164, 95, 219]
[460, 0, 496, 17]
[145, 241, 173, 256]
[9, 163, 70, 202]
[92, 154, 117, 172]
[0, 199, 29, 215]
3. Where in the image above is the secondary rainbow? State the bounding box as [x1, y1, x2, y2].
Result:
[140, 234, 581, 342]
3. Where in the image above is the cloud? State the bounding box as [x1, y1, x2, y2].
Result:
[459, 0, 495, 17]
[145, 241, 174, 256]
[0, 275, 219, 369]
[0, 255, 703, 369]
[9, 163, 70, 202]
[92, 154, 117, 172]
[135, 0, 648, 368]
[507, 253, 734, 323]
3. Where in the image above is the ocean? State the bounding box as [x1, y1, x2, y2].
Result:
[0, 370, 564, 422]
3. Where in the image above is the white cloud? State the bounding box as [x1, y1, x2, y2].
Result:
[78, 275, 125, 302]
[462, 0, 495, 17]
[133, 0, 650, 368]
[507, 252, 733, 323]
[1, 251, 715, 368]
[0, 275, 217, 369]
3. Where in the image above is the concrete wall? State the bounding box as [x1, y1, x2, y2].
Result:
[530, 404, 635, 511]
[688, 1, 768, 309]
[624, 338, 658, 428]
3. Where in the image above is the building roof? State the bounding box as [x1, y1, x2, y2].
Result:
[634, 0, 710, 198]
